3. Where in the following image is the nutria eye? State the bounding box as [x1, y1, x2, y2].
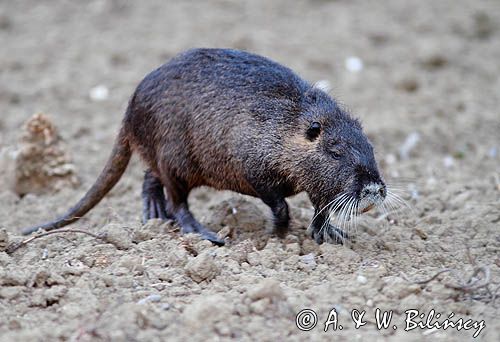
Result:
[306, 122, 322, 141]
[331, 151, 342, 160]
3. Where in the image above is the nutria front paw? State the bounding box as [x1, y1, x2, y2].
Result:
[309, 224, 350, 245]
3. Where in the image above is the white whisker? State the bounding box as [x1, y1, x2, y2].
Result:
[347, 198, 355, 239]
[320, 194, 349, 237]
[353, 200, 359, 237]
[387, 190, 414, 215]
[338, 197, 354, 242]
[307, 192, 347, 232]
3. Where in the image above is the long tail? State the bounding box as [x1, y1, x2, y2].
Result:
[21, 127, 132, 235]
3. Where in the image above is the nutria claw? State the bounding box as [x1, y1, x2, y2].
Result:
[189, 228, 225, 246]
[310, 224, 350, 245]
[176, 208, 225, 246]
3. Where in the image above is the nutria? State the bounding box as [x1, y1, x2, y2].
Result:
[21, 48, 386, 245]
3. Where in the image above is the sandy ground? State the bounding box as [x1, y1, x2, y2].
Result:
[1, 0, 499, 341]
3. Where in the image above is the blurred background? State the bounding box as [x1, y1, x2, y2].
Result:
[0, 1, 499, 340]
[1, 0, 498, 177]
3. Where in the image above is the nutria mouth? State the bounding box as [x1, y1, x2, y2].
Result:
[361, 204, 375, 213]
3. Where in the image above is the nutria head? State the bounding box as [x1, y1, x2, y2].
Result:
[283, 88, 386, 216]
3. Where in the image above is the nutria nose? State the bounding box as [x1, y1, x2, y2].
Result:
[360, 183, 386, 200]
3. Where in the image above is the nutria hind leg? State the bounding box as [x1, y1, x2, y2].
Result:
[251, 182, 292, 238]
[160, 174, 225, 246]
[308, 209, 350, 245]
[142, 170, 172, 223]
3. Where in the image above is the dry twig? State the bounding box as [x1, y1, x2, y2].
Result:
[403, 266, 497, 304]
[6, 229, 106, 254]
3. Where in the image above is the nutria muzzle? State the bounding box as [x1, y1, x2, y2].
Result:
[358, 182, 386, 213]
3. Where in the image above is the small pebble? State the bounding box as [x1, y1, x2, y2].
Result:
[41, 248, 49, 260]
[443, 155, 454, 168]
[345, 56, 363, 73]
[299, 253, 316, 268]
[137, 294, 161, 305]
[89, 85, 109, 101]
[356, 274, 368, 284]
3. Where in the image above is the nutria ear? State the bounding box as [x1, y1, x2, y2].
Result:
[306, 121, 322, 141]
[313, 80, 331, 93]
